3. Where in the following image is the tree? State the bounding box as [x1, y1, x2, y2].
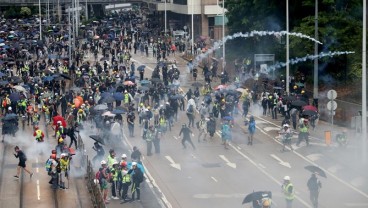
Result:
[20, 7, 32, 17]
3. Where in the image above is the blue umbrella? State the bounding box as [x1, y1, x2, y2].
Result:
[137, 65, 146, 72]
[0, 39, 4, 43]
[0, 80, 9, 86]
[113, 92, 124, 101]
[9, 92, 21, 102]
[100, 92, 112, 98]
[111, 109, 126, 114]
[42, 76, 54, 82]
[140, 80, 151, 85]
[0, 72, 5, 77]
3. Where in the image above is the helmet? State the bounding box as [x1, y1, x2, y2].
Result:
[8, 107, 12, 111]
[100, 160, 107, 165]
[57, 121, 62, 124]
[284, 176, 290, 181]
[283, 124, 289, 128]
[121, 154, 127, 158]
[58, 137, 64, 143]
[132, 162, 137, 166]
[113, 160, 119, 165]
[60, 153, 67, 158]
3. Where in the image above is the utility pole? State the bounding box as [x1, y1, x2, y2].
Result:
[313, 0, 319, 107]
[222, 0, 226, 71]
[191, 0, 194, 55]
[286, 0, 290, 94]
[39, 0, 42, 41]
[85, 0, 88, 21]
[362, 0, 367, 163]
[68, 7, 72, 68]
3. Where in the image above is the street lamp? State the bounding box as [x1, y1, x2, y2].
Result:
[222, 0, 226, 71]
[313, 0, 319, 106]
[191, 0, 194, 55]
[362, 0, 367, 162]
[164, 0, 167, 34]
[39, 0, 42, 41]
[286, 0, 290, 94]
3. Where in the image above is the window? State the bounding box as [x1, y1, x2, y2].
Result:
[173, 0, 188, 5]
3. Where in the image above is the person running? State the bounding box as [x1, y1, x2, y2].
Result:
[179, 124, 195, 150]
[13, 146, 33, 179]
[248, 116, 256, 145]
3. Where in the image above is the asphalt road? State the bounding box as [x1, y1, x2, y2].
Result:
[99, 50, 368, 208]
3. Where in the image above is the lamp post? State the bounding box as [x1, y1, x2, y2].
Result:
[286, 0, 290, 94]
[313, 0, 319, 106]
[362, 0, 367, 163]
[222, 0, 226, 71]
[191, 0, 194, 55]
[164, 0, 167, 34]
[85, 0, 88, 21]
[39, 0, 42, 41]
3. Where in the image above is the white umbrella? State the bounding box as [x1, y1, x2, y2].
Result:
[12, 85, 27, 92]
[236, 88, 247, 93]
[102, 111, 115, 117]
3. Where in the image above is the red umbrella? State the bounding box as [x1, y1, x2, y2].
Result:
[123, 80, 135, 86]
[303, 105, 317, 112]
[215, 84, 227, 90]
[53, 115, 67, 127]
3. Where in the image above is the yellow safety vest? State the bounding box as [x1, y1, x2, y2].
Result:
[283, 183, 295, 200]
[107, 155, 115, 168]
[124, 94, 129, 103]
[122, 172, 131, 183]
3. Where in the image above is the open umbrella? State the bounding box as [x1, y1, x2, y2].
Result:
[70, 87, 81, 92]
[89, 135, 105, 145]
[150, 78, 162, 83]
[60, 74, 71, 80]
[291, 100, 307, 107]
[304, 165, 327, 178]
[273, 86, 283, 90]
[9, 92, 21, 102]
[12, 85, 27, 92]
[43, 76, 54, 82]
[140, 80, 151, 85]
[102, 111, 116, 117]
[192, 82, 203, 87]
[93, 104, 108, 111]
[102, 96, 115, 103]
[169, 94, 184, 99]
[123, 80, 135, 86]
[138, 86, 150, 91]
[303, 105, 318, 112]
[282, 95, 297, 101]
[137, 65, 146, 71]
[302, 110, 318, 117]
[111, 108, 127, 114]
[2, 113, 18, 121]
[215, 84, 227, 90]
[52, 115, 67, 127]
[242, 191, 272, 204]
[223, 116, 234, 121]
[0, 80, 9, 86]
[236, 88, 247, 93]
[54, 76, 64, 81]
[100, 57, 109, 61]
[113, 92, 124, 101]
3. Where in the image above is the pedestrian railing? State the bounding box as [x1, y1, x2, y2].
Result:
[77, 135, 106, 208]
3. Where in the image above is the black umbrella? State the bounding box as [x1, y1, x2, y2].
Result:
[302, 110, 318, 117]
[137, 65, 146, 71]
[242, 191, 272, 204]
[0, 80, 9, 86]
[100, 57, 109, 61]
[291, 100, 307, 107]
[283, 96, 297, 101]
[138, 86, 150, 91]
[9, 93, 21, 102]
[89, 135, 105, 145]
[70, 86, 82, 92]
[192, 82, 203, 87]
[60, 74, 71, 80]
[2, 113, 18, 121]
[169, 95, 184, 99]
[54, 76, 64, 81]
[150, 78, 162, 83]
[304, 165, 327, 178]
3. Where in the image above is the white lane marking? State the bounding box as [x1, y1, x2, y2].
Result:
[165, 155, 181, 171]
[258, 163, 266, 169]
[327, 164, 342, 173]
[219, 155, 236, 169]
[211, 177, 218, 182]
[36, 157, 39, 173]
[229, 143, 312, 208]
[173, 136, 178, 140]
[123, 133, 172, 208]
[37, 180, 40, 200]
[270, 154, 292, 168]
[264, 127, 282, 132]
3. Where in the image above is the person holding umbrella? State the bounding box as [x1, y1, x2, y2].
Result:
[307, 172, 322, 208]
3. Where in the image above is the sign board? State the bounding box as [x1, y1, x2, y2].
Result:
[327, 101, 337, 111]
[254, 54, 275, 62]
[65, 7, 82, 12]
[327, 90, 337, 100]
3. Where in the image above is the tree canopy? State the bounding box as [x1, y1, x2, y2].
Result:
[225, 0, 363, 82]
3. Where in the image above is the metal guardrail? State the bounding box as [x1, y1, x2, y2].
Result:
[77, 135, 106, 208]
[0, 0, 141, 5]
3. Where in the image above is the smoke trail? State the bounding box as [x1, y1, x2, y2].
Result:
[265, 51, 355, 73]
[194, 30, 323, 66]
